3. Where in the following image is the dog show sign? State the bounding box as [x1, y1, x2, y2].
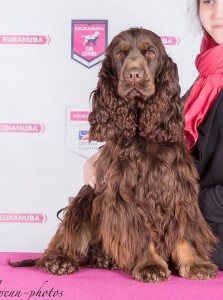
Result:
[66, 107, 104, 158]
[71, 20, 108, 68]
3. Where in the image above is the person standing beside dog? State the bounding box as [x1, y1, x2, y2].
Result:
[183, 0, 223, 269]
[83, 0, 223, 269]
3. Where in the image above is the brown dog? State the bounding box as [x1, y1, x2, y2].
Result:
[10, 28, 218, 282]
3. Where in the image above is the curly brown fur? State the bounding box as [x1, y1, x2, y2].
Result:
[10, 28, 218, 281]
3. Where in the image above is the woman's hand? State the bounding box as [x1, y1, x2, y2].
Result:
[83, 151, 101, 188]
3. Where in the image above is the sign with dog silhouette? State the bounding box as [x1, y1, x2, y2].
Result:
[71, 20, 108, 68]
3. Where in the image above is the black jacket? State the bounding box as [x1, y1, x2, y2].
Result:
[191, 88, 223, 268]
[193, 88, 223, 224]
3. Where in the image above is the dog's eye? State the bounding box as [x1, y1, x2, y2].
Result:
[116, 51, 126, 59]
[145, 49, 156, 59]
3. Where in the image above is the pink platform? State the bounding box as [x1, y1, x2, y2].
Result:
[0, 252, 223, 300]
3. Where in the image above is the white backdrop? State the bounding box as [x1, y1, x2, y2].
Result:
[0, 0, 202, 252]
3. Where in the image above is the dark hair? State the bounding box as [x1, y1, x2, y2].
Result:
[196, 0, 205, 31]
[196, 0, 200, 17]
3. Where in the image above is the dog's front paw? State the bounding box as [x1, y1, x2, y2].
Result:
[179, 262, 218, 280]
[132, 264, 170, 283]
[38, 256, 79, 275]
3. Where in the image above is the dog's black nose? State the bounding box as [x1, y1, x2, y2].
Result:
[124, 67, 144, 82]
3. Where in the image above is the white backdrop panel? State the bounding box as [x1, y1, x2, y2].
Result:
[0, 0, 201, 252]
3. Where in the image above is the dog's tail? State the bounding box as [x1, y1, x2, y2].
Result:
[8, 258, 39, 267]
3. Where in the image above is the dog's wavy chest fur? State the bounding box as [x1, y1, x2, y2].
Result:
[93, 137, 200, 268]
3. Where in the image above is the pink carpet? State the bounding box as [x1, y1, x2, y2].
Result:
[0, 252, 223, 300]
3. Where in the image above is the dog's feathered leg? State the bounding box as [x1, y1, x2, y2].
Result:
[172, 240, 218, 280]
[35, 185, 97, 275]
[132, 242, 170, 283]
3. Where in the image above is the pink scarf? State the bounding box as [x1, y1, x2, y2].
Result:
[183, 33, 223, 150]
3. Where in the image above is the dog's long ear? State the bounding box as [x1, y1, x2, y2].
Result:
[88, 54, 119, 142]
[157, 56, 184, 142]
[88, 53, 138, 142]
[140, 56, 184, 143]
